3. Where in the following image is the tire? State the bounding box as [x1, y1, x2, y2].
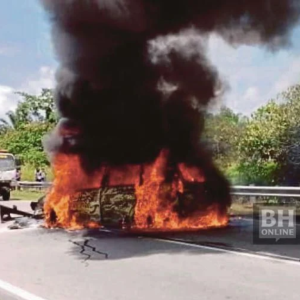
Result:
[2, 189, 10, 201]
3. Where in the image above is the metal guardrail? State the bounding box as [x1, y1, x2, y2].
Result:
[15, 181, 52, 190]
[15, 182, 300, 198]
[231, 186, 300, 198]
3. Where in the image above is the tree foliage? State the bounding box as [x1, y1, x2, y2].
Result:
[0, 89, 56, 130]
[203, 106, 247, 169]
[237, 84, 300, 185]
[0, 89, 56, 167]
[0, 123, 53, 166]
[203, 84, 300, 185]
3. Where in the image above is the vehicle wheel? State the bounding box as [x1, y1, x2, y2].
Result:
[2, 189, 10, 201]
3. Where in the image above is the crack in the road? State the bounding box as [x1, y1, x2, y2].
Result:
[83, 239, 109, 259]
[70, 239, 109, 263]
[71, 240, 92, 262]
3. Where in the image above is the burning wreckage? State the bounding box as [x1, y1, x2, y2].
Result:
[26, 0, 300, 231]
[36, 124, 231, 231]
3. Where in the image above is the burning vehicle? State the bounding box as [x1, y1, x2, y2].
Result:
[43, 118, 230, 230]
[39, 0, 299, 231]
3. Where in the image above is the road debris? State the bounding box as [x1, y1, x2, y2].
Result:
[0, 204, 33, 223]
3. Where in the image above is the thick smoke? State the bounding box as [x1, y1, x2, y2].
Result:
[41, 0, 299, 186]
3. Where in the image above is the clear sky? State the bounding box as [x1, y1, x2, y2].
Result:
[0, 0, 300, 118]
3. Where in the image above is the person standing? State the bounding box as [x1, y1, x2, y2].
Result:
[35, 168, 43, 182]
[41, 168, 47, 182]
[15, 167, 21, 181]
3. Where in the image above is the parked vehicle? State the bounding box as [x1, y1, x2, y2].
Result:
[0, 150, 20, 200]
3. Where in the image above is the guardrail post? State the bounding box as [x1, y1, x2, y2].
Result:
[249, 184, 256, 205]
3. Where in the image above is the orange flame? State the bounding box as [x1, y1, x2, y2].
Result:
[45, 151, 229, 230]
[134, 150, 227, 230]
[44, 154, 104, 229]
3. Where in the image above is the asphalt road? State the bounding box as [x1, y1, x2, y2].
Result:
[0, 201, 299, 300]
[161, 217, 300, 259]
[0, 200, 33, 213]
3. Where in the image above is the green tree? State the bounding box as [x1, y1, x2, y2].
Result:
[0, 89, 57, 132]
[203, 106, 247, 169]
[237, 84, 300, 185]
[0, 111, 19, 131]
[14, 88, 57, 125]
[0, 89, 57, 167]
[0, 122, 53, 166]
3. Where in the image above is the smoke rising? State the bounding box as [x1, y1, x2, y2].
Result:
[41, 0, 299, 185]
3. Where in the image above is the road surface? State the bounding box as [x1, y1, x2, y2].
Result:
[0, 201, 299, 300]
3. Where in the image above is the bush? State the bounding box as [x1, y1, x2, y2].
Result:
[226, 161, 280, 186]
[0, 123, 53, 167]
[19, 164, 53, 181]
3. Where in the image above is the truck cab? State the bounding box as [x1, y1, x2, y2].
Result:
[0, 150, 18, 200]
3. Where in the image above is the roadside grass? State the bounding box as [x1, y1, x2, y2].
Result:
[230, 202, 300, 217]
[229, 203, 254, 217]
[11, 189, 45, 201]
[20, 164, 54, 182]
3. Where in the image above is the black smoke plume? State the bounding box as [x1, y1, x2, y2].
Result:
[41, 0, 300, 210]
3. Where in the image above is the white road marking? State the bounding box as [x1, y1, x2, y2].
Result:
[153, 238, 300, 266]
[0, 279, 48, 300]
